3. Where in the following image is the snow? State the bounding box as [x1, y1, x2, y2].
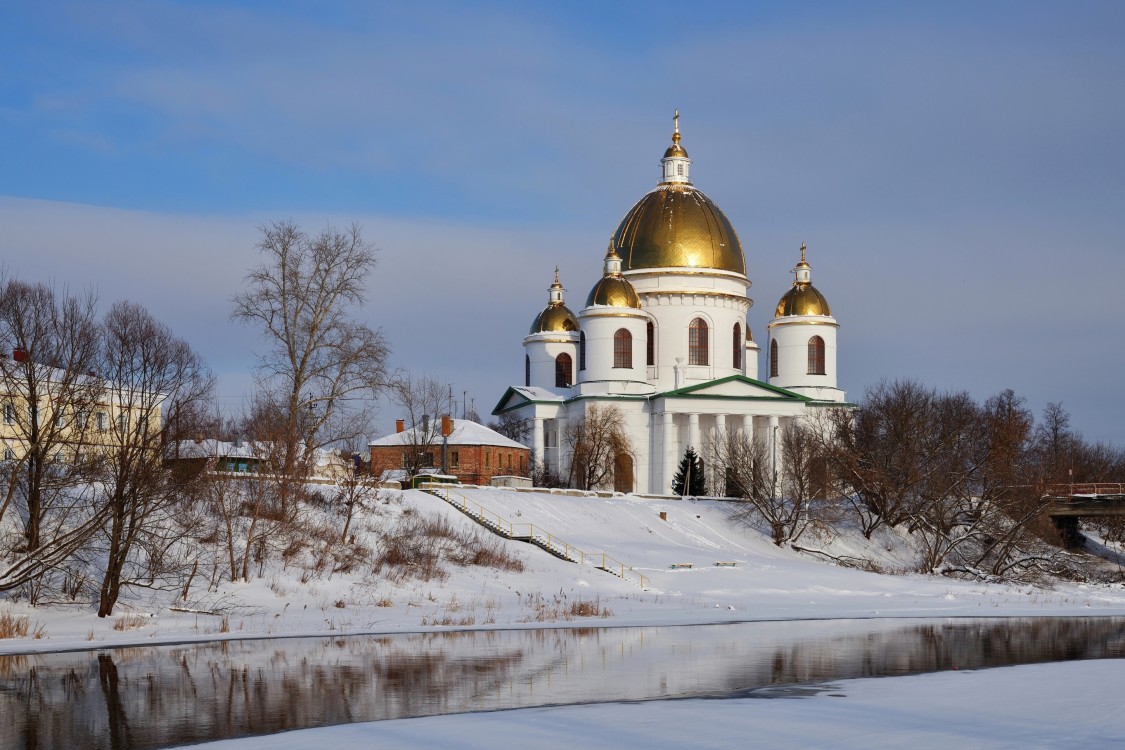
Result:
[2, 485, 1124, 746]
[189, 660, 1125, 749]
[2, 486, 1124, 654]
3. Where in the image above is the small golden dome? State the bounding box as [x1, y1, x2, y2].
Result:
[586, 275, 642, 309]
[530, 303, 579, 333]
[775, 285, 831, 317]
[612, 185, 746, 274]
[775, 243, 830, 316]
[663, 142, 688, 159]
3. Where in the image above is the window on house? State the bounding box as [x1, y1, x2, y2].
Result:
[555, 353, 573, 388]
[770, 340, 778, 378]
[117, 413, 129, 432]
[688, 318, 709, 366]
[3, 448, 13, 461]
[677, 162, 684, 176]
[55, 409, 66, 428]
[3, 403, 13, 425]
[77, 410, 89, 429]
[402, 451, 411, 468]
[646, 321, 655, 366]
[451, 450, 460, 468]
[733, 323, 742, 370]
[579, 332, 586, 371]
[613, 328, 632, 368]
[525, 354, 530, 387]
[96, 412, 108, 432]
[807, 336, 826, 375]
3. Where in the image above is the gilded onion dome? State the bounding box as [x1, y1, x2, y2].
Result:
[586, 246, 642, 308]
[530, 268, 579, 333]
[611, 112, 746, 275]
[775, 243, 831, 317]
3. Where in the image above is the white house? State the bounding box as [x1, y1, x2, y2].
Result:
[493, 114, 848, 494]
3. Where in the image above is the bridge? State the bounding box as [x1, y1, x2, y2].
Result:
[1045, 483, 1125, 548]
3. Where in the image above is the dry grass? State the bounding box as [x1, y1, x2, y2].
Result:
[375, 598, 394, 608]
[0, 612, 29, 639]
[112, 614, 150, 631]
[519, 591, 613, 623]
[373, 513, 524, 583]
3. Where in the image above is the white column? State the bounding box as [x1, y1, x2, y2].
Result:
[532, 418, 544, 475]
[662, 411, 676, 494]
[742, 414, 754, 443]
[556, 416, 567, 481]
[768, 415, 780, 496]
[688, 413, 700, 452]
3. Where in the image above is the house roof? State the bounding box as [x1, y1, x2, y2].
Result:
[369, 418, 526, 450]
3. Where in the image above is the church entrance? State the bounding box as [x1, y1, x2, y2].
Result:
[614, 453, 634, 494]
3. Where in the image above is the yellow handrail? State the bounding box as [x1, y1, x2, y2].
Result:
[420, 483, 648, 589]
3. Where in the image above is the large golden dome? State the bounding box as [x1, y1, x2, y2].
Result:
[612, 185, 745, 274]
[775, 244, 831, 317]
[611, 117, 745, 275]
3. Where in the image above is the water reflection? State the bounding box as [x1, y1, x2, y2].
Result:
[1, 617, 1122, 749]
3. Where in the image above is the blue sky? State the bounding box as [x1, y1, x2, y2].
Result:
[2, 1, 1124, 444]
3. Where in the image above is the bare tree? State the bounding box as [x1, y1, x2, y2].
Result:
[565, 404, 633, 491]
[709, 424, 817, 546]
[490, 411, 530, 443]
[0, 279, 105, 593]
[334, 469, 378, 545]
[390, 374, 450, 479]
[231, 221, 389, 507]
[95, 301, 213, 617]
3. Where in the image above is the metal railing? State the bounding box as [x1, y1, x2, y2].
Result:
[420, 483, 649, 589]
[1045, 483, 1125, 498]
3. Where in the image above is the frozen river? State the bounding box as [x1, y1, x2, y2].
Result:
[3, 617, 1123, 749]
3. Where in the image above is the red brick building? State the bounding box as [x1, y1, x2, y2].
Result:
[369, 418, 530, 486]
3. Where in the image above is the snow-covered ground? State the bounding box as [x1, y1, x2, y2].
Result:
[3, 486, 1124, 748]
[2, 486, 1124, 654]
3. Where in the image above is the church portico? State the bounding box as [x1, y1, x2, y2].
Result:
[493, 114, 850, 495]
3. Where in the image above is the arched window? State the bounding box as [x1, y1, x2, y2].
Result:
[646, 321, 655, 366]
[525, 354, 530, 387]
[613, 329, 632, 368]
[733, 323, 742, 370]
[555, 353, 573, 387]
[770, 339, 778, 378]
[579, 331, 586, 371]
[688, 318, 709, 366]
[807, 335, 826, 375]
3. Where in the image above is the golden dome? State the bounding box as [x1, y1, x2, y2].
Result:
[530, 267, 580, 333]
[775, 284, 831, 317]
[775, 243, 830, 316]
[530, 303, 579, 333]
[586, 275, 641, 308]
[612, 184, 746, 274]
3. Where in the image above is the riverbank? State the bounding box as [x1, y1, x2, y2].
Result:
[3, 487, 1125, 656]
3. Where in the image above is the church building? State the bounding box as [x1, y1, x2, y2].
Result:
[492, 115, 847, 494]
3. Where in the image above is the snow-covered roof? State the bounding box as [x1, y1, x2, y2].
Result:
[369, 419, 527, 450]
[166, 439, 344, 465]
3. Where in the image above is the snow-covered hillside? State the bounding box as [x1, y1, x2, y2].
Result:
[3, 485, 1124, 655]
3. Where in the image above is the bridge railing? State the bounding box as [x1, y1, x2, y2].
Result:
[1045, 483, 1125, 498]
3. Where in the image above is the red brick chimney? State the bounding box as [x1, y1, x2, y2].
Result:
[395, 419, 405, 433]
